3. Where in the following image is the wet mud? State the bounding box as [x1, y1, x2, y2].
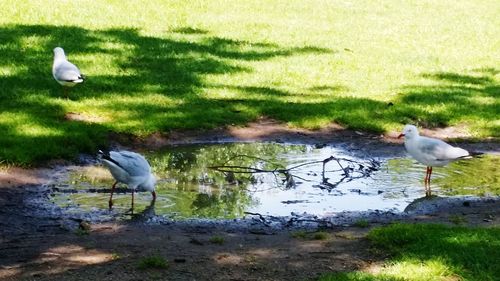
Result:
[1, 124, 498, 280]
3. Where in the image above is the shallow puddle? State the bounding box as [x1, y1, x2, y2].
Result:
[50, 143, 499, 220]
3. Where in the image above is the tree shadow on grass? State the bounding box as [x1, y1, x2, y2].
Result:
[0, 24, 497, 165]
[392, 69, 499, 136]
[0, 24, 333, 164]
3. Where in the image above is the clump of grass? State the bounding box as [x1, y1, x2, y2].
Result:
[291, 230, 329, 240]
[209, 235, 225, 245]
[353, 219, 370, 228]
[137, 255, 169, 270]
[291, 230, 308, 239]
[75, 221, 91, 236]
[448, 215, 467, 225]
[74, 228, 90, 236]
[312, 231, 329, 240]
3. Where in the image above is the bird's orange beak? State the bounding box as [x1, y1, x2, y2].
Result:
[397, 133, 405, 139]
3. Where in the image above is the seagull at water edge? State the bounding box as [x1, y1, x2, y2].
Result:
[398, 124, 481, 195]
[52, 47, 85, 98]
[98, 150, 157, 209]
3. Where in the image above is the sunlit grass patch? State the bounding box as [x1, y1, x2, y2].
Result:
[0, 1, 499, 165]
[320, 223, 500, 281]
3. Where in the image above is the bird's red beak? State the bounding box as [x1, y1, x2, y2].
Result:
[397, 133, 405, 139]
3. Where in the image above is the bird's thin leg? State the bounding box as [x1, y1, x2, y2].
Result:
[131, 190, 135, 210]
[425, 167, 433, 197]
[64, 87, 68, 99]
[152, 191, 157, 202]
[428, 167, 433, 184]
[424, 167, 430, 183]
[109, 181, 117, 209]
[425, 179, 431, 197]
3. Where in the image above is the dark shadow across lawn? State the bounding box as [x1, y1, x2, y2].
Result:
[0, 24, 332, 164]
[393, 69, 499, 136]
[0, 24, 497, 165]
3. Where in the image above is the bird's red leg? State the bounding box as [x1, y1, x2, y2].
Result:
[425, 178, 431, 197]
[428, 167, 433, 184]
[131, 190, 135, 210]
[424, 167, 430, 183]
[424, 167, 433, 197]
[152, 191, 157, 202]
[109, 181, 117, 209]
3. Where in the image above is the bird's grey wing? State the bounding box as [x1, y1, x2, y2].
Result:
[416, 138, 447, 161]
[54, 62, 82, 81]
[110, 151, 151, 176]
[417, 137, 467, 161]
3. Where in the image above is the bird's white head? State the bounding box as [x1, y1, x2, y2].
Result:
[53, 47, 66, 60]
[140, 173, 157, 192]
[398, 124, 419, 140]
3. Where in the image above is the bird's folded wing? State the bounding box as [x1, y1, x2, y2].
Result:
[417, 138, 448, 161]
[110, 151, 151, 176]
[418, 138, 468, 161]
[55, 63, 81, 81]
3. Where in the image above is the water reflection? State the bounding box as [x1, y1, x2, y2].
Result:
[50, 143, 500, 219]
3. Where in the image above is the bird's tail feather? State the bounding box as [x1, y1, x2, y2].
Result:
[97, 149, 111, 160]
[469, 151, 484, 157]
[457, 151, 484, 160]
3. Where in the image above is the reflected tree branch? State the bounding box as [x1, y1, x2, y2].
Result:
[209, 155, 381, 191]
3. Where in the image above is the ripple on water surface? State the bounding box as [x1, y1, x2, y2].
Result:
[50, 143, 500, 219]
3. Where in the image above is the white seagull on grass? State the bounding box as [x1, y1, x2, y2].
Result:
[398, 124, 481, 195]
[52, 47, 85, 98]
[98, 150, 157, 209]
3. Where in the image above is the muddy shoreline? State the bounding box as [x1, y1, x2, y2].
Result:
[1, 122, 499, 281]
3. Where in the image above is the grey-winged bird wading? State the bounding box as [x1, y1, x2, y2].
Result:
[398, 124, 481, 196]
[98, 150, 157, 209]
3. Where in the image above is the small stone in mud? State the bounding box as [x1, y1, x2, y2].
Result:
[174, 258, 187, 263]
[463, 201, 471, 207]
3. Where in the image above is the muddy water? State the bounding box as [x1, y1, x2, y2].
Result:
[49, 143, 499, 220]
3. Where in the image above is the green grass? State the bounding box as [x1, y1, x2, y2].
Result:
[291, 230, 329, 240]
[353, 219, 370, 228]
[137, 254, 169, 270]
[0, 1, 498, 165]
[209, 235, 225, 245]
[448, 215, 468, 225]
[74, 228, 90, 236]
[319, 223, 500, 281]
[312, 231, 329, 240]
[291, 230, 308, 239]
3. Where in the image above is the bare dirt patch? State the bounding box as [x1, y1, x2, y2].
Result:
[1, 120, 498, 281]
[108, 117, 499, 154]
